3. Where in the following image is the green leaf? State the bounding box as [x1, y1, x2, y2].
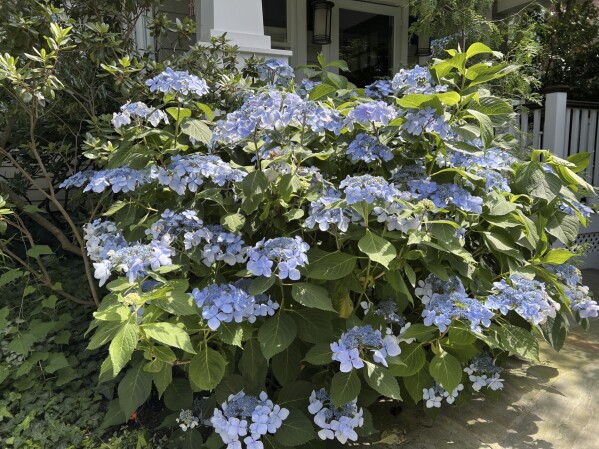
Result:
[567, 152, 591, 173]
[308, 83, 337, 101]
[100, 400, 127, 428]
[216, 322, 246, 348]
[180, 118, 212, 145]
[399, 324, 436, 342]
[26, 245, 53, 258]
[272, 345, 302, 385]
[164, 378, 193, 411]
[189, 348, 226, 391]
[221, 213, 246, 233]
[436, 91, 461, 106]
[390, 344, 426, 377]
[109, 316, 139, 376]
[258, 312, 297, 359]
[249, 276, 275, 295]
[274, 409, 317, 446]
[295, 309, 335, 344]
[182, 429, 203, 448]
[239, 339, 268, 386]
[403, 368, 434, 404]
[118, 362, 152, 417]
[291, 283, 336, 312]
[396, 94, 431, 109]
[152, 362, 172, 398]
[277, 381, 315, 409]
[303, 343, 334, 365]
[242, 170, 269, 197]
[153, 291, 198, 316]
[142, 322, 195, 353]
[88, 320, 123, 350]
[547, 213, 579, 245]
[540, 314, 568, 352]
[493, 323, 539, 361]
[514, 161, 562, 202]
[306, 250, 357, 280]
[358, 230, 396, 268]
[279, 173, 302, 202]
[330, 370, 361, 407]
[540, 249, 575, 265]
[429, 351, 462, 392]
[363, 362, 402, 400]
[466, 42, 493, 58]
[466, 109, 494, 148]
[166, 107, 192, 122]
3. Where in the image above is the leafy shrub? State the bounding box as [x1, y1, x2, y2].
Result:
[61, 43, 596, 448]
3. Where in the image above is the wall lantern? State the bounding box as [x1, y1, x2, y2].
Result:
[312, 0, 334, 45]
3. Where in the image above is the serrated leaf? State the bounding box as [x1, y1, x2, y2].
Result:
[153, 291, 198, 316]
[330, 370, 361, 407]
[274, 409, 317, 446]
[109, 316, 139, 376]
[220, 213, 246, 233]
[26, 245, 53, 258]
[258, 313, 297, 359]
[189, 348, 226, 391]
[358, 230, 396, 268]
[308, 83, 337, 101]
[291, 283, 336, 311]
[240, 339, 268, 385]
[390, 344, 426, 377]
[399, 323, 436, 341]
[118, 362, 152, 417]
[180, 118, 212, 145]
[142, 322, 195, 353]
[429, 351, 462, 392]
[303, 343, 334, 365]
[272, 345, 302, 385]
[363, 362, 402, 400]
[306, 250, 357, 280]
[164, 378, 193, 411]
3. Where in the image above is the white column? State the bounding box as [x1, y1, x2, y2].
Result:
[198, 0, 292, 62]
[543, 88, 569, 159]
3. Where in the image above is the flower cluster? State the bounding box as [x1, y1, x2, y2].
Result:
[256, 59, 294, 86]
[364, 79, 394, 99]
[158, 154, 247, 195]
[147, 209, 204, 241]
[304, 188, 355, 232]
[486, 275, 560, 325]
[340, 175, 399, 205]
[437, 145, 516, 171]
[464, 353, 504, 391]
[331, 325, 401, 371]
[409, 179, 483, 214]
[214, 92, 343, 145]
[402, 107, 451, 138]
[422, 384, 464, 408]
[211, 391, 289, 449]
[246, 236, 310, 280]
[111, 101, 169, 129]
[177, 409, 200, 432]
[84, 219, 127, 262]
[392, 65, 447, 95]
[346, 133, 394, 163]
[560, 199, 593, 219]
[417, 275, 493, 332]
[60, 166, 156, 194]
[549, 264, 599, 318]
[308, 389, 364, 444]
[145, 67, 209, 96]
[191, 283, 278, 331]
[346, 101, 396, 130]
[92, 238, 174, 286]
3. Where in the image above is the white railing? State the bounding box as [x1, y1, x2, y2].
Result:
[516, 90, 599, 269]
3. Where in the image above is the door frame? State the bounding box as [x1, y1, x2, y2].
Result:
[324, 0, 408, 74]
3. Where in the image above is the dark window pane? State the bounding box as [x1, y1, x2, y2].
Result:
[339, 9, 393, 86]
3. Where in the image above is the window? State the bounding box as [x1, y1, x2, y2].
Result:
[262, 0, 289, 50]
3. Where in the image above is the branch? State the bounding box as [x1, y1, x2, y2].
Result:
[0, 182, 82, 256]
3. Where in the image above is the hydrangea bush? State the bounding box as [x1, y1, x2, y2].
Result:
[73, 44, 597, 447]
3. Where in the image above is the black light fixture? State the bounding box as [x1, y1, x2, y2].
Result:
[312, 0, 334, 45]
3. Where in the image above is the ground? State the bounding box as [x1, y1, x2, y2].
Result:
[333, 269, 599, 449]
